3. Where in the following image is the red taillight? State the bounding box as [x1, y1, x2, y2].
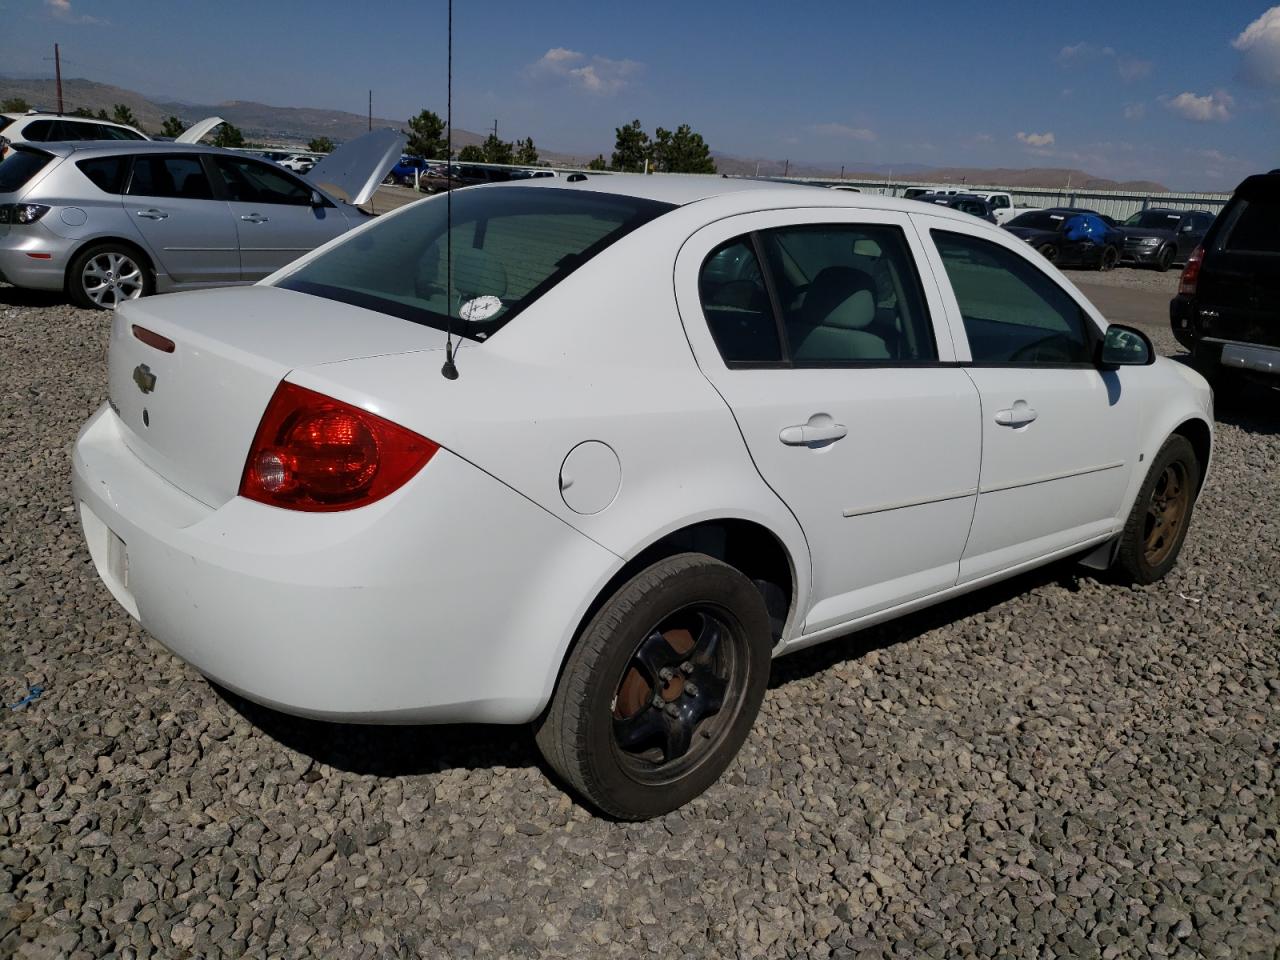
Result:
[239, 382, 438, 512]
[1179, 245, 1203, 296]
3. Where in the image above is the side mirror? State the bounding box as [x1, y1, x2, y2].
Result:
[1099, 324, 1155, 367]
[1180, 222, 1194, 233]
[310, 190, 325, 207]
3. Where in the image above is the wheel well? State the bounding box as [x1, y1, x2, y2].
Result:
[65, 237, 155, 287]
[1173, 418, 1211, 492]
[583, 520, 796, 646]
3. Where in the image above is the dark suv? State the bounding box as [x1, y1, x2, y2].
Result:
[1170, 171, 1279, 386]
[1119, 208, 1214, 272]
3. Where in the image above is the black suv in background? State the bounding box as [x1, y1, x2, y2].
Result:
[1171, 171, 1279, 387]
[1119, 208, 1214, 271]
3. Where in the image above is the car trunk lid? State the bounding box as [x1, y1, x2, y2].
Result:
[107, 285, 446, 508]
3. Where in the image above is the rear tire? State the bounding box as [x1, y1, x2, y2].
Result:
[66, 242, 153, 311]
[1113, 435, 1199, 584]
[1098, 246, 1119, 272]
[1037, 243, 1058, 264]
[535, 553, 773, 820]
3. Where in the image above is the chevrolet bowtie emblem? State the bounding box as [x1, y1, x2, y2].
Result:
[133, 363, 157, 394]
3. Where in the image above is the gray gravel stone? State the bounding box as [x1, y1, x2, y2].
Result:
[1, 284, 1277, 958]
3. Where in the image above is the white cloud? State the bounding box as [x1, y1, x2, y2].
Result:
[1058, 42, 1153, 82]
[1233, 5, 1280, 86]
[1016, 131, 1055, 147]
[810, 123, 877, 141]
[1163, 90, 1234, 122]
[1123, 102, 1146, 120]
[44, 0, 103, 23]
[527, 48, 641, 95]
[1057, 42, 1115, 61]
[1117, 57, 1153, 81]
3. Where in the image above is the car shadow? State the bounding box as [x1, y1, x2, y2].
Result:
[215, 558, 1090, 779]
[0, 283, 68, 308]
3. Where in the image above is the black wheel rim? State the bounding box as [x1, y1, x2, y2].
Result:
[610, 603, 748, 784]
[1143, 461, 1190, 566]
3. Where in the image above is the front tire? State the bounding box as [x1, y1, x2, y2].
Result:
[67, 242, 153, 310]
[1113, 435, 1200, 583]
[1098, 246, 1119, 272]
[1037, 243, 1058, 264]
[535, 553, 773, 820]
[1153, 245, 1175, 272]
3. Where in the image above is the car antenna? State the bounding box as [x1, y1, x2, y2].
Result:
[440, 0, 459, 381]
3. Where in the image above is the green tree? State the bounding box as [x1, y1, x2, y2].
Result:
[307, 136, 335, 154]
[587, 154, 608, 171]
[406, 109, 447, 159]
[212, 123, 245, 149]
[651, 124, 716, 174]
[1, 97, 30, 112]
[70, 106, 96, 118]
[480, 133, 514, 165]
[160, 116, 186, 138]
[610, 119, 650, 172]
[95, 109, 110, 121]
[457, 144, 485, 162]
[513, 137, 538, 165]
[111, 103, 139, 129]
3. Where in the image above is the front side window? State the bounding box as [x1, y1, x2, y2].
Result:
[279, 186, 673, 338]
[933, 230, 1094, 364]
[214, 157, 311, 205]
[127, 155, 213, 199]
[990, 195, 1010, 209]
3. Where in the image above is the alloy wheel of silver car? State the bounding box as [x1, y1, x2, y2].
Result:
[81, 252, 146, 309]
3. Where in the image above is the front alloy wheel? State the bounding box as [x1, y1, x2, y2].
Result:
[536, 553, 773, 820]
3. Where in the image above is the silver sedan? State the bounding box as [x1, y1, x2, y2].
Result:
[0, 131, 403, 309]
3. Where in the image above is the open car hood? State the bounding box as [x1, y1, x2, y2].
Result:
[174, 116, 226, 144]
[305, 128, 406, 207]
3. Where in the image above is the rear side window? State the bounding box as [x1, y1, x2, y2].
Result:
[700, 239, 780, 363]
[76, 156, 130, 194]
[127, 155, 213, 199]
[0, 148, 53, 192]
[20, 120, 54, 141]
[933, 230, 1093, 364]
[97, 124, 145, 141]
[279, 186, 673, 338]
[1220, 198, 1280, 254]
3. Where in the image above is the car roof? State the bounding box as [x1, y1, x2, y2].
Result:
[17, 140, 227, 159]
[3, 112, 141, 130]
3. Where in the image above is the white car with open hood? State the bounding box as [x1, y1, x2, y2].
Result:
[72, 176, 1213, 819]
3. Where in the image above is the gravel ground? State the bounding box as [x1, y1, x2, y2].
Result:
[1060, 264, 1182, 295]
[2, 286, 1277, 960]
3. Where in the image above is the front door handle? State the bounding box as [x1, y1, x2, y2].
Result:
[240, 213, 269, 224]
[779, 415, 848, 446]
[135, 209, 168, 220]
[994, 400, 1038, 427]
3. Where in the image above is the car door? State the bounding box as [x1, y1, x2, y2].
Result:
[210, 154, 349, 280]
[123, 153, 239, 285]
[675, 209, 982, 633]
[916, 218, 1139, 582]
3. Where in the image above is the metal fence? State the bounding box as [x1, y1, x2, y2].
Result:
[765, 177, 1233, 220]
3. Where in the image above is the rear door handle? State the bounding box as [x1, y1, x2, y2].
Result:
[779, 417, 848, 446]
[240, 213, 269, 224]
[135, 209, 168, 220]
[994, 400, 1038, 427]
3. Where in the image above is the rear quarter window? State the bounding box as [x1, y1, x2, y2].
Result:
[0, 148, 54, 192]
[76, 156, 130, 194]
[1220, 198, 1280, 254]
[19, 120, 54, 141]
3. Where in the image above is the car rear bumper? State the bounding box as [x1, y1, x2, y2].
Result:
[1209, 339, 1280, 380]
[72, 403, 619, 724]
[0, 225, 73, 290]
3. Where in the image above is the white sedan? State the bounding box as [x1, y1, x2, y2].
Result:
[72, 176, 1213, 819]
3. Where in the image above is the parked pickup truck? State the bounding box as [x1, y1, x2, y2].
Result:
[969, 191, 1036, 225]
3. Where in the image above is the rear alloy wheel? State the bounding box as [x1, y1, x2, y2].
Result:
[535, 553, 773, 820]
[1098, 246, 1120, 272]
[1113, 435, 1200, 583]
[67, 243, 152, 310]
[1154, 245, 1175, 272]
[1037, 243, 1058, 264]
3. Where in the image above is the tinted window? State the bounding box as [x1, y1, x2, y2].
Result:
[57, 120, 100, 140]
[1007, 210, 1067, 231]
[1122, 210, 1182, 229]
[990, 195, 1010, 209]
[280, 186, 672, 338]
[1221, 199, 1280, 254]
[127, 155, 213, 199]
[98, 124, 145, 141]
[933, 230, 1093, 364]
[214, 157, 311, 205]
[0, 148, 53, 192]
[0, 117, 11, 134]
[76, 156, 130, 194]
[760, 225, 935, 363]
[699, 239, 780, 363]
[20, 120, 54, 141]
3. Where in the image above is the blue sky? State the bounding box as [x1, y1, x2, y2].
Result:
[3, 0, 1278, 189]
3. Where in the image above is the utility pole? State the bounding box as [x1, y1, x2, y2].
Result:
[783, 159, 789, 177]
[840, 165, 845, 179]
[368, 90, 372, 131]
[54, 44, 63, 115]
[492, 118, 498, 140]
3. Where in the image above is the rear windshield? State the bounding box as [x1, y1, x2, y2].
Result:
[279, 186, 674, 339]
[1007, 210, 1067, 231]
[1123, 211, 1182, 229]
[0, 147, 53, 193]
[1219, 197, 1280, 254]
